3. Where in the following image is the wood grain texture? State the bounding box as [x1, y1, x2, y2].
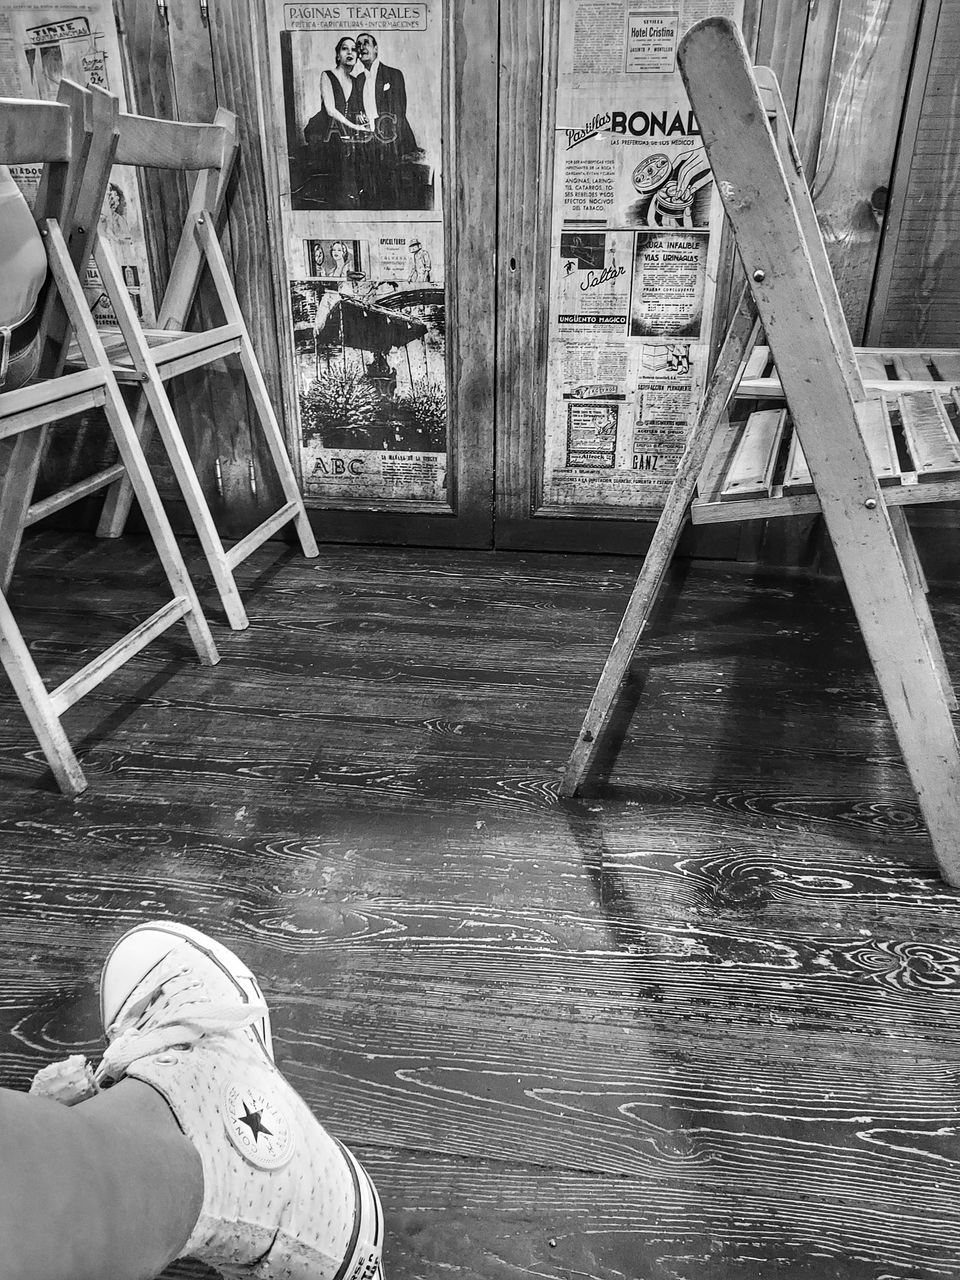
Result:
[808, 0, 922, 342]
[496, 0, 555, 534]
[754, 0, 809, 117]
[444, 0, 498, 544]
[790, 0, 843, 176]
[3, 532, 960, 1275]
[872, 0, 960, 347]
[201, 0, 284, 532]
[105, 0, 260, 539]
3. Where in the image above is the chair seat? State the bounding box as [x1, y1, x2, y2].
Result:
[692, 386, 960, 524]
[0, 366, 106, 436]
[66, 322, 244, 382]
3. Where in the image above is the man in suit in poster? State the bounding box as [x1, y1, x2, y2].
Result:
[355, 31, 419, 208]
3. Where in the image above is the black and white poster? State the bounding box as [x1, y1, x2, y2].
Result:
[542, 0, 740, 509]
[280, 6, 440, 213]
[268, 1, 448, 505]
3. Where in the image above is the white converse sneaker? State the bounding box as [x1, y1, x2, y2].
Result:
[95, 940, 384, 1280]
[100, 920, 273, 1061]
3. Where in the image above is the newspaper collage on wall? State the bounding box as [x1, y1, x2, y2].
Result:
[270, 2, 446, 504]
[0, 1, 156, 326]
[544, 0, 742, 510]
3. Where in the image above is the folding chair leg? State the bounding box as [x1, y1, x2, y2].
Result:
[149, 383, 249, 627]
[0, 429, 47, 593]
[99, 221, 318, 610]
[90, 237, 250, 629]
[561, 288, 759, 796]
[0, 590, 87, 796]
[197, 217, 319, 560]
[98, 376, 221, 662]
[237, 335, 320, 558]
[133, 377, 250, 628]
[95, 390, 152, 539]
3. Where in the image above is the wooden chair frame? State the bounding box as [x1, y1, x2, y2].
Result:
[0, 86, 219, 797]
[562, 18, 960, 888]
[67, 93, 318, 631]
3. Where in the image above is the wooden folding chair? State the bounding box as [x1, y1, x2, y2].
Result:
[0, 87, 219, 797]
[62, 92, 318, 631]
[562, 17, 960, 887]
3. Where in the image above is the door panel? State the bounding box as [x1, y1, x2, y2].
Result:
[254, 0, 495, 547]
[496, 0, 747, 554]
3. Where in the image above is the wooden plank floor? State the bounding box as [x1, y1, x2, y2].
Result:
[2, 531, 960, 1279]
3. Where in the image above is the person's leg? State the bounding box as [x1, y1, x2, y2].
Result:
[7, 921, 385, 1280]
[0, 1079, 202, 1280]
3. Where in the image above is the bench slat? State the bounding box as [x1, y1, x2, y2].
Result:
[892, 353, 935, 382]
[899, 390, 960, 480]
[720, 408, 785, 501]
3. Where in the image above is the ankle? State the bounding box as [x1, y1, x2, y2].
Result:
[77, 1079, 204, 1263]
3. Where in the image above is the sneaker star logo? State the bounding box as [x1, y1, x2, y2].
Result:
[222, 1081, 295, 1171]
[238, 1102, 272, 1142]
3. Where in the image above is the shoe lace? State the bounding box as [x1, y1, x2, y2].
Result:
[96, 959, 269, 1086]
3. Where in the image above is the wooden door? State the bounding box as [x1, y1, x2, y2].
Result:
[250, 0, 496, 548]
[494, 0, 925, 556]
[495, 0, 748, 555]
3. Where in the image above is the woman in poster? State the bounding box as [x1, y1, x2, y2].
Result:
[329, 240, 351, 278]
[303, 36, 373, 208]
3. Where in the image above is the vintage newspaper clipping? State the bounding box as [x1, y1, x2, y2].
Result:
[270, 2, 447, 505]
[0, 1, 156, 324]
[544, 0, 742, 510]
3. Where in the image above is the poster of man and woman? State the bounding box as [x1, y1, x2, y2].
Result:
[280, 8, 442, 213]
[272, 2, 449, 504]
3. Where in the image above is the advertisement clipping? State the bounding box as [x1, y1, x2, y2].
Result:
[0, 2, 156, 324]
[543, 0, 741, 510]
[270, 2, 448, 505]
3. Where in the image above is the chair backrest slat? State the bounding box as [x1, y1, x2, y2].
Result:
[72, 99, 239, 332]
[110, 108, 238, 331]
[0, 98, 72, 164]
[114, 115, 233, 173]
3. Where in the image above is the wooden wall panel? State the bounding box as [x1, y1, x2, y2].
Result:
[113, 0, 181, 286]
[754, 0, 810, 114]
[495, 0, 555, 538]
[790, 0, 842, 174]
[167, 0, 261, 536]
[870, 0, 960, 346]
[808, 0, 922, 342]
[205, 0, 286, 526]
[111, 0, 265, 538]
[443, 0, 498, 545]
[215, 0, 497, 549]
